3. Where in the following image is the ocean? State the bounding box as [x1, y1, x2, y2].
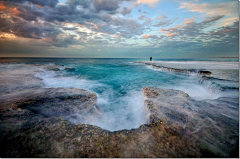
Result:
[0, 57, 238, 130]
[0, 57, 239, 156]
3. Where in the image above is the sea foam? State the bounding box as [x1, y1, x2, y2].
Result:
[34, 65, 149, 131]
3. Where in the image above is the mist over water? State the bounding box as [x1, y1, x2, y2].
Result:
[0, 58, 239, 132]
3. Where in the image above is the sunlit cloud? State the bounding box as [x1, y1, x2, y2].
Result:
[0, 5, 7, 10]
[179, 2, 237, 16]
[142, 34, 157, 39]
[113, 34, 121, 38]
[94, 25, 100, 30]
[183, 19, 195, 28]
[137, 0, 159, 6]
[222, 17, 239, 26]
[166, 33, 174, 37]
[159, 28, 166, 32]
[0, 33, 16, 38]
[169, 24, 182, 30]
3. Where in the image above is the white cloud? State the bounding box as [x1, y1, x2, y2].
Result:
[222, 17, 239, 26]
[137, 0, 159, 6]
[179, 2, 237, 16]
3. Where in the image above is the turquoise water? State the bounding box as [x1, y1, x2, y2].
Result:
[0, 58, 239, 131]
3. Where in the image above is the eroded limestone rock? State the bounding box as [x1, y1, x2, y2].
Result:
[0, 86, 204, 158]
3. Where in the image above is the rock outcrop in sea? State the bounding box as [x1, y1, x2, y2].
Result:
[137, 61, 239, 93]
[138, 61, 199, 74]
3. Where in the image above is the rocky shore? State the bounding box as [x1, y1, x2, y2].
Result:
[138, 61, 239, 93]
[0, 87, 204, 158]
[137, 61, 200, 74]
[0, 64, 238, 157]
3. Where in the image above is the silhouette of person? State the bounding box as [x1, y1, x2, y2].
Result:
[150, 57, 152, 61]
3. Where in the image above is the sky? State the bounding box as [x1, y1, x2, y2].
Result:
[0, 0, 239, 58]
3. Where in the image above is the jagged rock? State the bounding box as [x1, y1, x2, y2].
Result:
[11, 88, 98, 118]
[48, 68, 60, 71]
[64, 67, 75, 71]
[0, 87, 204, 157]
[139, 62, 199, 74]
[198, 70, 212, 76]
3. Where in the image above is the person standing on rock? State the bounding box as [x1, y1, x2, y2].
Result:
[150, 57, 152, 61]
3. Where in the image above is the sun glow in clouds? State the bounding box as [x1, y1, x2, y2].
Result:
[0, 33, 16, 38]
[0, 0, 238, 58]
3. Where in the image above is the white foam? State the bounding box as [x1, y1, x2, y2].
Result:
[175, 84, 221, 101]
[143, 61, 239, 70]
[89, 90, 149, 131]
[34, 70, 103, 91]
[66, 89, 149, 131]
[34, 67, 149, 131]
[143, 61, 239, 100]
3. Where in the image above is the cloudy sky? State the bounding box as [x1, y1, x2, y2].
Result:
[0, 0, 239, 58]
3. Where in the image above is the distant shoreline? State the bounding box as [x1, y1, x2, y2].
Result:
[209, 57, 239, 58]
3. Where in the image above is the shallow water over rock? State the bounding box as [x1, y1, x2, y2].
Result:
[0, 58, 238, 157]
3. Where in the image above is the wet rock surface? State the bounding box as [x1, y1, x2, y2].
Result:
[143, 87, 192, 130]
[0, 86, 204, 157]
[4, 84, 237, 157]
[11, 88, 98, 119]
[137, 61, 200, 74]
[138, 61, 239, 93]
[0, 63, 238, 157]
[143, 87, 239, 157]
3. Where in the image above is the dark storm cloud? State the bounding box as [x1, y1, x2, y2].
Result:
[0, 0, 144, 47]
[0, 16, 47, 39]
[14, 5, 46, 21]
[48, 34, 78, 47]
[6, 0, 59, 7]
[66, 0, 91, 9]
[93, 0, 120, 13]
